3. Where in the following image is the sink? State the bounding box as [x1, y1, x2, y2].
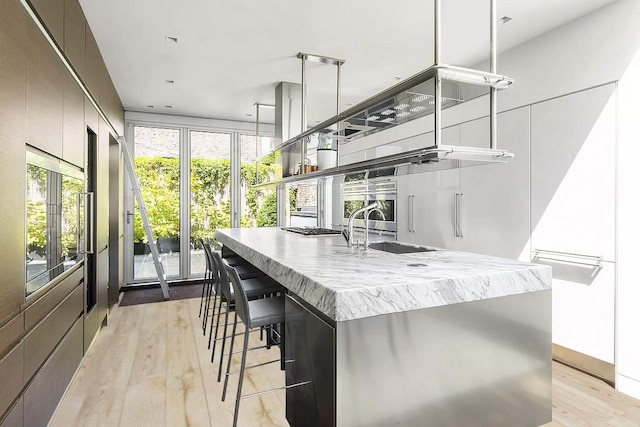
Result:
[368, 241, 435, 254]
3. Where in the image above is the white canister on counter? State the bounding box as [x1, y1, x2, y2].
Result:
[317, 148, 337, 170]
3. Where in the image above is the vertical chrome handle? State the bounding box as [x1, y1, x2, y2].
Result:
[457, 193, 463, 238]
[453, 193, 459, 237]
[76, 193, 82, 253]
[408, 195, 415, 233]
[412, 195, 416, 232]
[85, 192, 95, 254]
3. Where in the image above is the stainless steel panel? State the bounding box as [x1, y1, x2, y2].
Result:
[24, 318, 83, 427]
[285, 295, 335, 427]
[24, 284, 83, 381]
[0, 398, 23, 427]
[0, 343, 23, 417]
[335, 290, 551, 427]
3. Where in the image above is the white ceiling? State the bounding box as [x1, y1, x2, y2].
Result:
[79, 0, 616, 125]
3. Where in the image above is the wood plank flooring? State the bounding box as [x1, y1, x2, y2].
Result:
[51, 295, 640, 427]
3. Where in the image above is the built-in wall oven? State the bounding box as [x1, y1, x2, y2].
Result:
[342, 172, 397, 234]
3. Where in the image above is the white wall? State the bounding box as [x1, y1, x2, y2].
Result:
[339, 0, 640, 399]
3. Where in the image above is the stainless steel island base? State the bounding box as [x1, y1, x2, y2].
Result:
[334, 289, 551, 427]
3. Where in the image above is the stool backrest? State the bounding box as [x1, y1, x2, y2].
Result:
[211, 250, 233, 300]
[224, 261, 250, 326]
[201, 241, 214, 277]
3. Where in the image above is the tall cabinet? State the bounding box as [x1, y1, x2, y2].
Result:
[530, 84, 616, 377]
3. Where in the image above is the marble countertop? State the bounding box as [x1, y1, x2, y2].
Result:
[215, 227, 551, 322]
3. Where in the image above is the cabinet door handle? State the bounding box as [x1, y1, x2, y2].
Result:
[453, 193, 458, 237]
[408, 195, 415, 232]
[532, 249, 602, 268]
[83, 192, 95, 254]
[457, 193, 463, 238]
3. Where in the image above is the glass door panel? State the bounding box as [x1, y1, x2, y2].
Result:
[133, 126, 180, 280]
[190, 131, 231, 276]
[239, 134, 277, 227]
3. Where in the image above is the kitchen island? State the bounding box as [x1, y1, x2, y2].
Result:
[215, 227, 552, 427]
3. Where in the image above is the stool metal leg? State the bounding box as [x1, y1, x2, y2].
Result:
[210, 295, 225, 361]
[217, 301, 232, 381]
[221, 312, 239, 402]
[206, 281, 220, 349]
[232, 324, 251, 427]
[198, 269, 209, 318]
[202, 275, 213, 333]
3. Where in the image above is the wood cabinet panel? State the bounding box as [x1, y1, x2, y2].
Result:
[24, 285, 83, 381]
[24, 318, 83, 427]
[101, 74, 115, 125]
[0, 343, 23, 418]
[97, 119, 110, 251]
[85, 97, 99, 136]
[29, 0, 64, 47]
[97, 248, 109, 326]
[0, 0, 28, 322]
[63, 72, 85, 167]
[26, 18, 64, 158]
[84, 24, 101, 105]
[114, 94, 125, 136]
[63, 0, 86, 78]
[24, 267, 83, 332]
[0, 313, 24, 359]
[0, 398, 23, 427]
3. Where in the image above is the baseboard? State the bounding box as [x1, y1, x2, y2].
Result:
[552, 344, 615, 385]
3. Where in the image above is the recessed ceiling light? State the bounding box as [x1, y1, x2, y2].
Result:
[165, 36, 178, 43]
[501, 16, 512, 24]
[165, 105, 172, 108]
[146, 105, 154, 108]
[395, 76, 402, 81]
[165, 79, 175, 84]
[246, 113, 252, 117]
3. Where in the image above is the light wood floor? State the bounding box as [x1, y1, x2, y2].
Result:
[51, 296, 640, 427]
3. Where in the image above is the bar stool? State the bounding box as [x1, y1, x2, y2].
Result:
[221, 261, 311, 427]
[201, 242, 263, 335]
[198, 239, 212, 319]
[208, 250, 283, 382]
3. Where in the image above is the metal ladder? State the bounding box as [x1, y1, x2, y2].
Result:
[119, 136, 170, 299]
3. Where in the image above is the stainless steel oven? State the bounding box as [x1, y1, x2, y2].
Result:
[343, 179, 397, 233]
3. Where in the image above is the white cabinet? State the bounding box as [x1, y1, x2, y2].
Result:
[398, 165, 460, 248]
[531, 84, 616, 262]
[401, 106, 530, 261]
[459, 107, 531, 260]
[531, 84, 617, 364]
[549, 260, 615, 363]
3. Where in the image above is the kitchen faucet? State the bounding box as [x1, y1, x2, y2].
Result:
[342, 201, 386, 249]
